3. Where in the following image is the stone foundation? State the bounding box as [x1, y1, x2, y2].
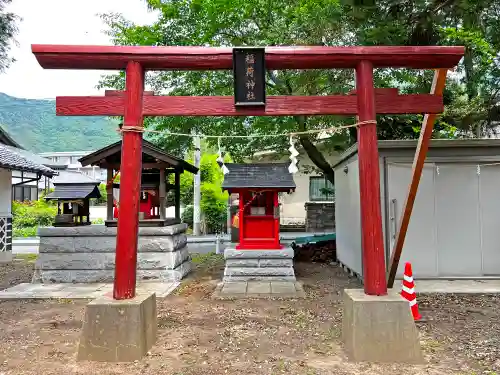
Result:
[305, 202, 335, 232]
[35, 224, 191, 283]
[223, 247, 296, 282]
[342, 289, 423, 363]
[77, 291, 157, 362]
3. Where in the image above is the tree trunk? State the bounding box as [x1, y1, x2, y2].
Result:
[294, 115, 335, 185]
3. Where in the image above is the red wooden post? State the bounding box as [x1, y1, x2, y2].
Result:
[238, 191, 244, 246]
[356, 60, 387, 296]
[273, 191, 280, 248]
[113, 61, 145, 300]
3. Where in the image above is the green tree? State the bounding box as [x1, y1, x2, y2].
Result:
[349, 0, 500, 138]
[99, 0, 500, 183]
[0, 0, 19, 73]
[174, 152, 229, 231]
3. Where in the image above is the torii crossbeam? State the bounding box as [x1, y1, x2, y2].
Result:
[32, 45, 464, 300]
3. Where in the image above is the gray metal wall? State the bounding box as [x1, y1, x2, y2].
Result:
[334, 141, 500, 280]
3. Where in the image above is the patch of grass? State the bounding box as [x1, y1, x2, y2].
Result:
[421, 338, 443, 353]
[13, 226, 37, 237]
[15, 253, 38, 262]
[173, 280, 192, 296]
[191, 252, 224, 268]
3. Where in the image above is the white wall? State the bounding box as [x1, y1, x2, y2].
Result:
[0, 169, 12, 216]
[253, 148, 341, 222]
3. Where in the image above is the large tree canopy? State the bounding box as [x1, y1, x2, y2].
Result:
[0, 0, 19, 73]
[99, 0, 500, 183]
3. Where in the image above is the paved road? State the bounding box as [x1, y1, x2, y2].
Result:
[12, 232, 326, 255]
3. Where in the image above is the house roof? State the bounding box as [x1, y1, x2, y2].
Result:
[78, 139, 198, 174]
[222, 163, 296, 190]
[0, 125, 57, 176]
[0, 143, 56, 177]
[52, 170, 100, 185]
[45, 183, 101, 200]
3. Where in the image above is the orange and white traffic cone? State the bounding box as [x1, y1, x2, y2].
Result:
[401, 262, 422, 321]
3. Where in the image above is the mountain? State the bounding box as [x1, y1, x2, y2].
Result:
[0, 93, 120, 152]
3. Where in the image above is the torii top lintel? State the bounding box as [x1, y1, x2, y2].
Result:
[31, 44, 464, 71]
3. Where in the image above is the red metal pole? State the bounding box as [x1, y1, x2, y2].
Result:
[355, 60, 387, 296]
[113, 61, 144, 300]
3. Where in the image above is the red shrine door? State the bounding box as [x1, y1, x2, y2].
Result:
[237, 191, 280, 250]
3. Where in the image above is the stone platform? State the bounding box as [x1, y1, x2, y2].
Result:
[0, 281, 179, 299]
[342, 289, 423, 363]
[213, 281, 305, 299]
[34, 223, 191, 283]
[78, 291, 157, 362]
[223, 247, 296, 282]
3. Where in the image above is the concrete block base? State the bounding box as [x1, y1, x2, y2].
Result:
[223, 247, 296, 282]
[342, 289, 423, 363]
[77, 291, 157, 362]
[36, 224, 191, 283]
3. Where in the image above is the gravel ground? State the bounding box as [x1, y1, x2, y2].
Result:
[0, 256, 498, 375]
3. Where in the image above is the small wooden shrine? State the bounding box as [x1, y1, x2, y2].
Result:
[79, 139, 198, 227]
[44, 171, 101, 227]
[222, 163, 296, 249]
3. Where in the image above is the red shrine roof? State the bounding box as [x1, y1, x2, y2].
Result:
[222, 163, 296, 190]
[31, 45, 464, 71]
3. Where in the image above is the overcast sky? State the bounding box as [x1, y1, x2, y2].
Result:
[1, 0, 158, 99]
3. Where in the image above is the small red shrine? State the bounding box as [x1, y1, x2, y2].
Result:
[222, 163, 296, 250]
[79, 139, 198, 227]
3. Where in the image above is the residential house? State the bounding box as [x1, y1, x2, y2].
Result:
[38, 151, 107, 186]
[0, 126, 56, 262]
[251, 143, 340, 232]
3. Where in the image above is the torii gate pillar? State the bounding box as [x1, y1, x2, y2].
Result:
[113, 61, 145, 300]
[355, 61, 387, 296]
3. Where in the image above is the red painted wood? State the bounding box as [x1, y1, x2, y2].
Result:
[238, 190, 244, 247]
[273, 192, 280, 249]
[243, 216, 275, 239]
[113, 61, 145, 300]
[356, 61, 387, 296]
[32, 44, 465, 71]
[105, 90, 154, 97]
[236, 191, 281, 250]
[56, 96, 125, 116]
[349, 88, 399, 96]
[56, 94, 444, 117]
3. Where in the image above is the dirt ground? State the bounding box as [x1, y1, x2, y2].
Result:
[0, 254, 499, 375]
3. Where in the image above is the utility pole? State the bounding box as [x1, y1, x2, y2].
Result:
[193, 134, 201, 236]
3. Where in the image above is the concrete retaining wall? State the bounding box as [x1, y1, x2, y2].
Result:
[34, 224, 191, 283]
[223, 247, 296, 281]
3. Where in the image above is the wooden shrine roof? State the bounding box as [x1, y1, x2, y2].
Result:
[222, 163, 296, 190]
[45, 184, 101, 201]
[32, 45, 464, 71]
[78, 140, 198, 173]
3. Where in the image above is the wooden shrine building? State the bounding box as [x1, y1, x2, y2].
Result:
[44, 171, 101, 227]
[222, 163, 296, 250]
[79, 140, 198, 227]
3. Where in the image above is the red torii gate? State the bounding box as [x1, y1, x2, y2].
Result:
[32, 45, 464, 300]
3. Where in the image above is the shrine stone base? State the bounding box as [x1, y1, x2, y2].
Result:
[34, 224, 191, 283]
[223, 247, 296, 282]
[77, 291, 157, 362]
[342, 289, 423, 363]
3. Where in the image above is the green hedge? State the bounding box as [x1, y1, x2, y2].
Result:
[13, 200, 56, 228]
